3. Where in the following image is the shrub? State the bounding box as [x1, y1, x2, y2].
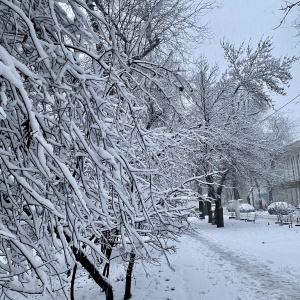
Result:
[267, 202, 295, 215]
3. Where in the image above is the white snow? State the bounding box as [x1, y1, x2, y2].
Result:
[0, 106, 6, 119]
[227, 200, 255, 213]
[239, 203, 255, 212]
[28, 212, 300, 300]
[268, 202, 296, 210]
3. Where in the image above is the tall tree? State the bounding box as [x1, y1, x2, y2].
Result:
[186, 38, 296, 227]
[0, 0, 213, 298]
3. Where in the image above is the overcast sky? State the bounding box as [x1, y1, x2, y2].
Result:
[196, 0, 300, 137]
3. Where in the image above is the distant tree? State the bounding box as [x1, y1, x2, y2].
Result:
[186, 38, 296, 227]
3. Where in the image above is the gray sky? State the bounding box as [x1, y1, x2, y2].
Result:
[196, 0, 300, 137]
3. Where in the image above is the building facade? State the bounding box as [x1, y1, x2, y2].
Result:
[272, 140, 300, 207]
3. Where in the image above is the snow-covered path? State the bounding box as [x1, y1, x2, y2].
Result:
[32, 215, 300, 300]
[195, 230, 300, 300]
[127, 229, 240, 300]
[125, 216, 300, 300]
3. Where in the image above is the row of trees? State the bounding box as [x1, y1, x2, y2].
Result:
[0, 0, 297, 298]
[185, 38, 296, 227]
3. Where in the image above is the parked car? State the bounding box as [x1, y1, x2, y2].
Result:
[267, 202, 295, 215]
[227, 200, 255, 213]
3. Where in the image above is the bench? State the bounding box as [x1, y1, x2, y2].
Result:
[229, 211, 236, 219]
[245, 212, 257, 222]
[240, 213, 248, 221]
[276, 214, 293, 227]
[238, 212, 257, 222]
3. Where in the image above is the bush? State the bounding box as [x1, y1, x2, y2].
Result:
[239, 203, 255, 213]
[227, 200, 255, 213]
[267, 202, 295, 215]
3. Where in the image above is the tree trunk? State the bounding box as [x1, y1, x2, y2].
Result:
[268, 189, 273, 207]
[214, 198, 224, 228]
[246, 186, 253, 205]
[102, 230, 118, 278]
[199, 200, 205, 219]
[232, 168, 240, 200]
[234, 199, 241, 220]
[26, 209, 114, 300]
[124, 251, 136, 300]
[70, 263, 77, 300]
[206, 201, 213, 223]
[198, 186, 205, 219]
[246, 194, 251, 204]
[103, 240, 114, 277]
[214, 171, 227, 228]
[103, 253, 111, 278]
[206, 175, 215, 224]
[63, 230, 114, 300]
[254, 178, 263, 209]
[267, 182, 273, 207]
[233, 185, 240, 200]
[251, 180, 255, 207]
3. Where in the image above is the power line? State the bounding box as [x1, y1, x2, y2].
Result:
[261, 92, 300, 122]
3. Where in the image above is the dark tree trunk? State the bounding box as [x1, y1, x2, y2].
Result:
[198, 185, 205, 218]
[246, 187, 253, 205]
[70, 263, 77, 300]
[124, 251, 136, 300]
[214, 198, 224, 228]
[25, 199, 114, 299]
[102, 230, 118, 278]
[103, 252, 111, 277]
[103, 242, 113, 277]
[268, 183, 273, 207]
[63, 230, 114, 300]
[233, 186, 240, 200]
[214, 171, 227, 228]
[199, 200, 205, 219]
[206, 201, 213, 223]
[246, 195, 251, 204]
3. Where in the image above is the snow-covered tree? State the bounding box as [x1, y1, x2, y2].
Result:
[0, 0, 214, 299]
[185, 38, 296, 227]
[279, 1, 300, 28]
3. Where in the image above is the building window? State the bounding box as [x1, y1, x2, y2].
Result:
[291, 157, 296, 181]
[296, 155, 300, 180]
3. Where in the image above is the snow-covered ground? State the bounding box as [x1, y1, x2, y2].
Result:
[33, 213, 300, 300]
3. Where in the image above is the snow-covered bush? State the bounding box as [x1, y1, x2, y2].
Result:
[267, 202, 295, 215]
[227, 200, 255, 213]
[239, 203, 256, 213]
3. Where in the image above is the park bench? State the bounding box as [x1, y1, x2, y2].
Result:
[229, 211, 236, 219]
[239, 212, 256, 222]
[293, 209, 300, 226]
[295, 217, 300, 226]
[245, 212, 257, 222]
[275, 213, 293, 227]
[240, 213, 247, 221]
